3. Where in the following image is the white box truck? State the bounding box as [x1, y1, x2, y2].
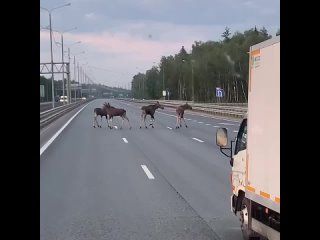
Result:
[216, 36, 280, 240]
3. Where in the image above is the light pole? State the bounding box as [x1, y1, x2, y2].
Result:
[40, 3, 71, 108]
[80, 62, 88, 98]
[56, 27, 77, 104]
[66, 41, 81, 103]
[73, 51, 85, 102]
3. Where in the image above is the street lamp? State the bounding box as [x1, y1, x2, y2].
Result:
[73, 51, 85, 101]
[64, 41, 81, 103]
[40, 3, 71, 108]
[56, 27, 77, 104]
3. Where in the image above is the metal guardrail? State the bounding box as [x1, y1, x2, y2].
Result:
[40, 99, 93, 129]
[118, 98, 247, 119]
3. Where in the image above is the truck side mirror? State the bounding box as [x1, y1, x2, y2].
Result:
[216, 128, 228, 147]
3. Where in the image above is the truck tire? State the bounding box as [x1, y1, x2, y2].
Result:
[240, 198, 259, 240]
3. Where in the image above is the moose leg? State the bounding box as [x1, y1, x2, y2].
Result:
[140, 113, 144, 129]
[149, 115, 154, 128]
[182, 117, 188, 128]
[120, 117, 124, 129]
[145, 115, 148, 128]
[93, 114, 99, 128]
[105, 115, 109, 128]
[99, 116, 102, 128]
[124, 115, 132, 129]
[93, 114, 96, 128]
[109, 117, 113, 129]
[176, 115, 180, 129]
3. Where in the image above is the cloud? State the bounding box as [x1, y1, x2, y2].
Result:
[85, 12, 97, 20]
[40, 0, 279, 86]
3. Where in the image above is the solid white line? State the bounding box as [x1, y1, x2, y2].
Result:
[219, 122, 238, 126]
[205, 123, 211, 126]
[192, 137, 204, 143]
[198, 122, 203, 124]
[122, 138, 128, 143]
[233, 130, 238, 133]
[156, 108, 240, 122]
[141, 165, 155, 179]
[167, 126, 172, 130]
[40, 102, 91, 156]
[213, 126, 220, 128]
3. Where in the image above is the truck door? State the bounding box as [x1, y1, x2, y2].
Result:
[232, 118, 247, 195]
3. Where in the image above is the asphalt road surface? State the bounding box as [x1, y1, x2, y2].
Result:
[40, 99, 243, 240]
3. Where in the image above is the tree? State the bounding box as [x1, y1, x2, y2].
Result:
[131, 27, 272, 103]
[260, 26, 269, 38]
[222, 26, 231, 42]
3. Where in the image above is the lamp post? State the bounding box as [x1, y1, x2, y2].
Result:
[66, 41, 81, 103]
[73, 51, 85, 101]
[40, 3, 71, 108]
[57, 27, 77, 104]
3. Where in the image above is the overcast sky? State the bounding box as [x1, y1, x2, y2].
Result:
[40, 0, 279, 88]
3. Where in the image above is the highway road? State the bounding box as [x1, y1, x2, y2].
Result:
[40, 99, 243, 240]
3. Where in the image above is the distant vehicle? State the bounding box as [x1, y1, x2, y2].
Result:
[59, 96, 68, 103]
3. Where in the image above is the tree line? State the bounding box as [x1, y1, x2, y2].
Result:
[131, 26, 279, 103]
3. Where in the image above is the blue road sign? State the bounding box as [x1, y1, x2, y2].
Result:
[216, 88, 224, 97]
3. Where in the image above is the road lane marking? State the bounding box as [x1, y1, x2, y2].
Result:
[122, 138, 128, 143]
[213, 126, 220, 128]
[205, 123, 211, 126]
[114, 126, 118, 129]
[219, 122, 238, 126]
[192, 137, 204, 143]
[233, 130, 238, 133]
[141, 165, 155, 179]
[40, 102, 91, 156]
[198, 122, 203, 124]
[167, 126, 172, 130]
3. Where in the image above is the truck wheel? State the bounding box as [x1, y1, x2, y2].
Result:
[240, 198, 259, 240]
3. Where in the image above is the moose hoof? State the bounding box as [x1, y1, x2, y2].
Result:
[152, 126, 154, 128]
[99, 126, 102, 128]
[185, 125, 188, 128]
[139, 126, 142, 129]
[145, 126, 148, 129]
[130, 127, 132, 130]
[93, 126, 95, 128]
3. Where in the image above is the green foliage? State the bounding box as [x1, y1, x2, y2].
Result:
[132, 26, 275, 102]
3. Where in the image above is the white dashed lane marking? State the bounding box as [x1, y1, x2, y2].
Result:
[192, 137, 204, 143]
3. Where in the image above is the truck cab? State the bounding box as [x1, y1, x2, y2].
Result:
[216, 36, 280, 240]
